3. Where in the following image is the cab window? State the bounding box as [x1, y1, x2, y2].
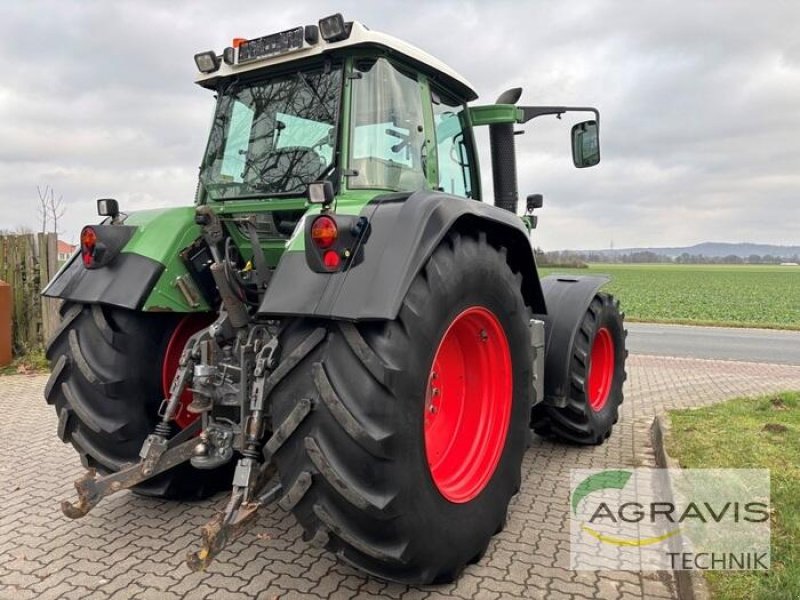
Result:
[349, 58, 428, 191]
[432, 93, 473, 198]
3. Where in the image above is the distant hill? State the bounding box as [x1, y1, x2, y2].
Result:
[584, 242, 800, 260]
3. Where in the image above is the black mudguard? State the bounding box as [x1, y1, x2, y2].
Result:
[43, 252, 163, 311]
[259, 190, 546, 320]
[537, 275, 610, 407]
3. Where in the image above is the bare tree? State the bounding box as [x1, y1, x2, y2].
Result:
[48, 191, 65, 236]
[35, 185, 66, 236]
[36, 185, 50, 233]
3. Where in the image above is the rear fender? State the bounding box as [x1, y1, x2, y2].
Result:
[43, 207, 210, 312]
[537, 275, 609, 407]
[258, 190, 546, 319]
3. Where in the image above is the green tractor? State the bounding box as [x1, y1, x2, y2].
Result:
[44, 14, 626, 584]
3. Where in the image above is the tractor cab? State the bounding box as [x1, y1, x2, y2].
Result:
[194, 15, 481, 207]
[194, 13, 599, 231]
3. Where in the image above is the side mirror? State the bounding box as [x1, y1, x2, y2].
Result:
[571, 120, 600, 168]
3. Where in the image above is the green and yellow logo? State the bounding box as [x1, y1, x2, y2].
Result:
[571, 470, 681, 547]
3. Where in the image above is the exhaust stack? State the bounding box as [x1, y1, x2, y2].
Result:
[490, 88, 522, 213]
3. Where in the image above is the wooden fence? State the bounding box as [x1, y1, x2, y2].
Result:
[0, 233, 60, 355]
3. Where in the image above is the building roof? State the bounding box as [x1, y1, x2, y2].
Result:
[195, 20, 478, 101]
[58, 240, 76, 254]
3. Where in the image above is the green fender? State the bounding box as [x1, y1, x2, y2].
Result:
[126, 207, 210, 312]
[43, 206, 210, 313]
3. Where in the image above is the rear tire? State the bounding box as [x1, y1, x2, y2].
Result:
[268, 231, 533, 583]
[531, 293, 627, 445]
[44, 302, 233, 499]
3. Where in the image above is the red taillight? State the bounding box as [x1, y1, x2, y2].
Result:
[311, 215, 338, 249]
[323, 249, 341, 269]
[80, 226, 97, 267]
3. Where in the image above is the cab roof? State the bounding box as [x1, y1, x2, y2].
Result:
[194, 20, 478, 102]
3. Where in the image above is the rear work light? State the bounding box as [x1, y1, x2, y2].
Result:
[311, 215, 338, 249]
[80, 226, 97, 267]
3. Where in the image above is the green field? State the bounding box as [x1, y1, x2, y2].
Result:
[539, 264, 800, 330]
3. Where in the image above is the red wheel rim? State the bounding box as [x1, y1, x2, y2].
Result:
[587, 327, 615, 411]
[424, 306, 513, 504]
[162, 314, 213, 429]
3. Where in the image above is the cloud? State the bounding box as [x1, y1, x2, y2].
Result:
[0, 0, 797, 249]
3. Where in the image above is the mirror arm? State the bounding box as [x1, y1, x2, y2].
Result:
[518, 106, 600, 128]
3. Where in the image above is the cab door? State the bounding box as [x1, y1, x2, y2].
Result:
[347, 57, 433, 194]
[430, 88, 480, 200]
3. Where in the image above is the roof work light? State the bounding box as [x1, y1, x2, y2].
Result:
[194, 51, 220, 74]
[318, 13, 350, 42]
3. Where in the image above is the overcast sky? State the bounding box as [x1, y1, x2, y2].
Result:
[0, 1, 797, 250]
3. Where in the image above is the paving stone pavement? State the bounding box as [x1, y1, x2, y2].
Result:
[1, 354, 799, 600]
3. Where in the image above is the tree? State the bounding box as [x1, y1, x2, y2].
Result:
[35, 185, 66, 235]
[49, 192, 65, 236]
[36, 185, 49, 233]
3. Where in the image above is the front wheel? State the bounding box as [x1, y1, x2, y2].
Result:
[531, 293, 627, 444]
[268, 231, 533, 583]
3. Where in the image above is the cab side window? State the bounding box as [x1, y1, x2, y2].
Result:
[432, 94, 472, 198]
[349, 58, 428, 192]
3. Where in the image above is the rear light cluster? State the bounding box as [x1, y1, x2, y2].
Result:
[80, 226, 98, 267]
[306, 213, 368, 273]
[310, 215, 341, 269]
[78, 223, 134, 270]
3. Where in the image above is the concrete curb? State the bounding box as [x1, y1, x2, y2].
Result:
[650, 415, 711, 600]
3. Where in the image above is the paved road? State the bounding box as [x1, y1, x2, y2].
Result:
[627, 323, 800, 365]
[3, 358, 800, 599]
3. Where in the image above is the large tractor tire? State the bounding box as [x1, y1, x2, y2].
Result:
[268, 231, 533, 584]
[531, 293, 626, 445]
[44, 302, 233, 499]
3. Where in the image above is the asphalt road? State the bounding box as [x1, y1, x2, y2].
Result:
[626, 322, 800, 365]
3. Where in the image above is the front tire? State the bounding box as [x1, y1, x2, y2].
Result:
[531, 293, 627, 444]
[269, 231, 533, 583]
[44, 302, 233, 499]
